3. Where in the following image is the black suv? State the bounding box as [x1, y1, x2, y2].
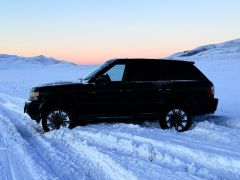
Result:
[24, 59, 218, 132]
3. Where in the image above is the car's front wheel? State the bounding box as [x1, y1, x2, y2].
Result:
[160, 107, 192, 132]
[42, 107, 75, 132]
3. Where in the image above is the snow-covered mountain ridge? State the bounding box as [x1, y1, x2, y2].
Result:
[0, 54, 96, 97]
[170, 38, 240, 59]
[0, 54, 76, 69]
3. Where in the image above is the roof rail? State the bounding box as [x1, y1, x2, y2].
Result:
[160, 58, 195, 64]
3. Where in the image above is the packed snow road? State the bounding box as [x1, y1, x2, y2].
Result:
[1, 92, 240, 180]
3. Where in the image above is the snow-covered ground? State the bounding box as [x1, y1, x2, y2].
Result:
[0, 38, 240, 180]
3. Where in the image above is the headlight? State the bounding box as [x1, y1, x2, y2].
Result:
[30, 91, 39, 101]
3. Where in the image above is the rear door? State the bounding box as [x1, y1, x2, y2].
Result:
[160, 62, 212, 101]
[126, 62, 166, 114]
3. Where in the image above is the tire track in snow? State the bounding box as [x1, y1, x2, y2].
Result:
[71, 124, 240, 179]
[0, 93, 92, 179]
[90, 144, 201, 180]
[54, 128, 201, 180]
[109, 124, 240, 178]
[0, 102, 95, 179]
[0, 110, 56, 180]
[46, 130, 138, 180]
[0, 133, 14, 180]
[63, 127, 216, 179]
[0, 92, 136, 180]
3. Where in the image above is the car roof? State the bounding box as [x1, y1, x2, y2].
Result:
[107, 58, 194, 64]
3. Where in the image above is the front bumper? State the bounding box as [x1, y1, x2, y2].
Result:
[24, 101, 41, 122]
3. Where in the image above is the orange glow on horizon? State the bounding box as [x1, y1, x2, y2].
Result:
[2, 37, 238, 65]
[45, 49, 178, 65]
[1, 46, 183, 65]
[76, 42, 195, 64]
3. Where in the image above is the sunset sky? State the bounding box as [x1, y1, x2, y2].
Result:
[0, 0, 240, 64]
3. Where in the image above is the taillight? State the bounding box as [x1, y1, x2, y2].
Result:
[208, 85, 214, 98]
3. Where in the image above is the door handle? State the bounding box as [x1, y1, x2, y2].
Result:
[120, 89, 131, 92]
[158, 88, 171, 92]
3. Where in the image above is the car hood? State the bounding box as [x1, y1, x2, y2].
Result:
[40, 81, 79, 87]
[32, 80, 89, 92]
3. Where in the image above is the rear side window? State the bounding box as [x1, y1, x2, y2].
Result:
[162, 63, 207, 81]
[130, 61, 207, 81]
[131, 63, 162, 81]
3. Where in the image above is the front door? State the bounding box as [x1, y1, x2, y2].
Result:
[83, 63, 133, 116]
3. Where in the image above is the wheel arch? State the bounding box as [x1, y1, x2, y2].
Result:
[160, 96, 196, 114]
[39, 97, 78, 120]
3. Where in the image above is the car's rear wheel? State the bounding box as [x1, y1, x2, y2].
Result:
[160, 107, 192, 132]
[42, 107, 75, 132]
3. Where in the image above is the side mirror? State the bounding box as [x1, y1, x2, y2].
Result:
[95, 74, 111, 84]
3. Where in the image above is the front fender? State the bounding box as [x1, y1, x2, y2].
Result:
[39, 96, 78, 119]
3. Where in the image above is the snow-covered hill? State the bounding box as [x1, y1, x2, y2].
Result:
[0, 39, 240, 180]
[0, 54, 76, 69]
[0, 54, 96, 98]
[170, 38, 240, 59]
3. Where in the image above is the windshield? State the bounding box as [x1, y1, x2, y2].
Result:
[84, 60, 113, 80]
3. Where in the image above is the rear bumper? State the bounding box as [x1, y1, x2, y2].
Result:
[195, 98, 218, 115]
[24, 101, 41, 122]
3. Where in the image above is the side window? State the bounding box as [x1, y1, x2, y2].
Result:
[162, 63, 206, 80]
[132, 63, 162, 81]
[104, 64, 126, 81]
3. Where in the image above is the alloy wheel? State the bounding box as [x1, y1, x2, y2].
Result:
[165, 108, 189, 132]
[46, 110, 71, 131]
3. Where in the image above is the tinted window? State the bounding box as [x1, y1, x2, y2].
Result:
[131, 63, 162, 81]
[104, 64, 126, 81]
[130, 61, 206, 81]
[162, 63, 206, 80]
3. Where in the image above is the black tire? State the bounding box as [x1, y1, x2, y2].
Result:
[159, 107, 192, 132]
[41, 107, 76, 132]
